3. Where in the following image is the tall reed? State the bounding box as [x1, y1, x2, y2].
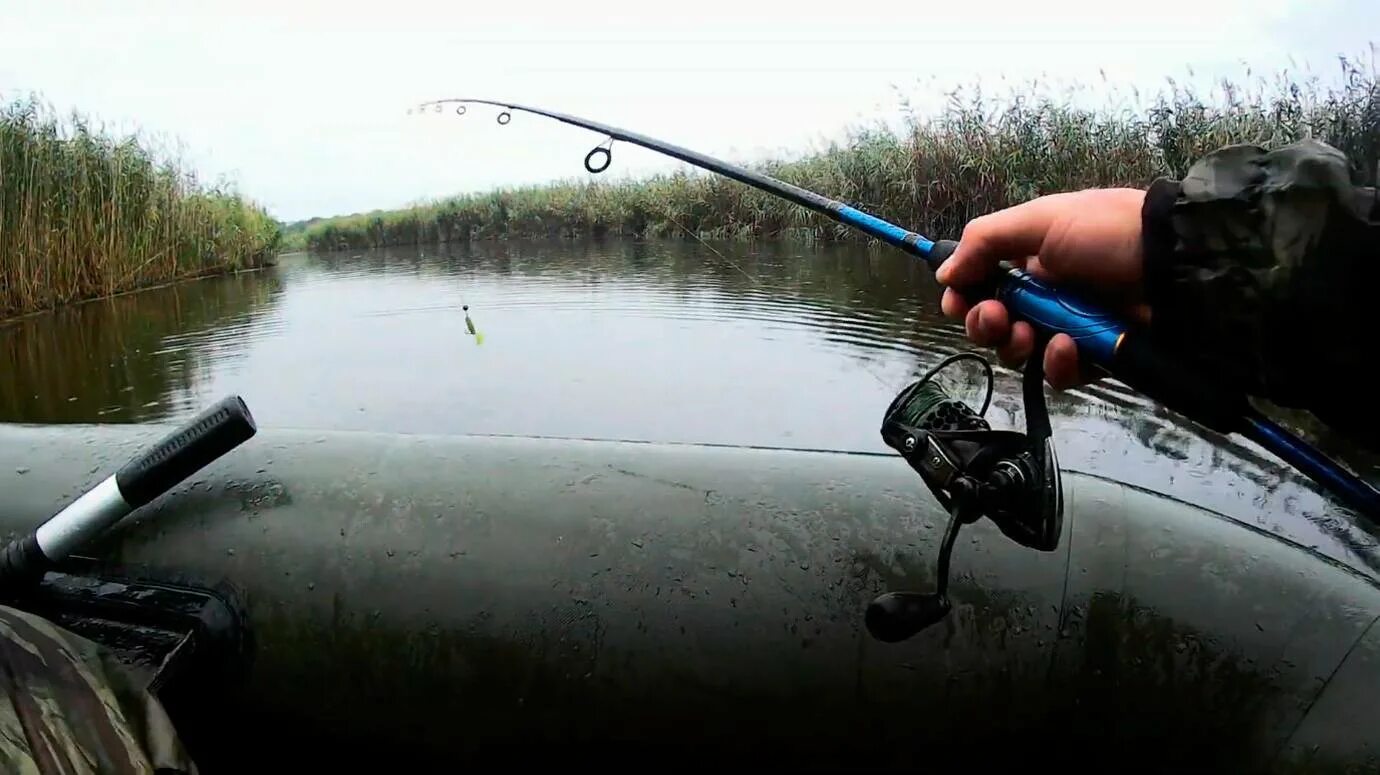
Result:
[0, 97, 281, 318]
[303, 63, 1379, 252]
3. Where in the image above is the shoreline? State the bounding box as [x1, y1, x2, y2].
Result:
[291, 68, 1378, 254]
[0, 262, 277, 327]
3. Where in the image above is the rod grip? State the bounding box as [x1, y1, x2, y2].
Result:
[0, 534, 50, 592]
[927, 239, 959, 271]
[957, 260, 1246, 433]
[115, 396, 258, 508]
[1112, 332, 1246, 433]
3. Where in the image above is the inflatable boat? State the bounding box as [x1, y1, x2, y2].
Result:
[0, 388, 1376, 771]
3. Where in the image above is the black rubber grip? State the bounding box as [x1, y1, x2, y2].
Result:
[115, 396, 257, 508]
[0, 533, 52, 592]
[1113, 333, 1247, 433]
[928, 239, 959, 270]
[928, 238, 1003, 307]
[866, 592, 952, 643]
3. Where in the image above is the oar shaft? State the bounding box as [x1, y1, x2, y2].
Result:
[0, 396, 256, 592]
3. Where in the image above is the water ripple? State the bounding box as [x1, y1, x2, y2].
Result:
[1, 239, 1375, 576]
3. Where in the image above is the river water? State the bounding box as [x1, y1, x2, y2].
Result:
[1, 239, 1376, 573]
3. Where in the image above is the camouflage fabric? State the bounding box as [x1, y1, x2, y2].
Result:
[1142, 138, 1380, 448]
[0, 605, 194, 775]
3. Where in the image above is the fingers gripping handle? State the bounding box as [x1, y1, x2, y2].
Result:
[933, 238, 1378, 516]
[928, 240, 1124, 361]
[931, 239, 1242, 430]
[2, 396, 257, 592]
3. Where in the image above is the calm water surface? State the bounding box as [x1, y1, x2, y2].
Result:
[2, 239, 1376, 572]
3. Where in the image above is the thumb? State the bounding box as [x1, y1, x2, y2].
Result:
[935, 194, 1074, 287]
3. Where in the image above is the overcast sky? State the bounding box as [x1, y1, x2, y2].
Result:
[1, 0, 1374, 221]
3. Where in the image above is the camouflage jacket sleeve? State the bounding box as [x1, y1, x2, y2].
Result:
[0, 605, 196, 775]
[1140, 138, 1380, 447]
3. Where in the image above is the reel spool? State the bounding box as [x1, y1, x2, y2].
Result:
[869, 350, 1063, 642]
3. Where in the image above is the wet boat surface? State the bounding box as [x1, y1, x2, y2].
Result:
[0, 424, 1375, 770]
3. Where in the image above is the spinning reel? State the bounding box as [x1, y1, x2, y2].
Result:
[868, 345, 1064, 642]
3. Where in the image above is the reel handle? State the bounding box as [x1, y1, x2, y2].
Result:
[865, 592, 951, 643]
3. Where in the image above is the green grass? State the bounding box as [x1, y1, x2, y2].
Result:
[0, 97, 281, 318]
[302, 61, 1379, 252]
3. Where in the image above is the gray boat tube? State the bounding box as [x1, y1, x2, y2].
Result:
[0, 424, 1376, 771]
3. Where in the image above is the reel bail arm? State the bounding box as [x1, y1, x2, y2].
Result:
[868, 345, 1063, 642]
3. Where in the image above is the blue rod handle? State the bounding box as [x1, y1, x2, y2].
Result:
[923, 239, 1380, 520]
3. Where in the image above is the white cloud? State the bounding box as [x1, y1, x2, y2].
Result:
[1, 0, 1372, 220]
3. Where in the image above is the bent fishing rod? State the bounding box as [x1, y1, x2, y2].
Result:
[411, 97, 1380, 527]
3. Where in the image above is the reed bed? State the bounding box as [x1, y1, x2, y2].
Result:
[302, 63, 1379, 252]
[0, 97, 280, 318]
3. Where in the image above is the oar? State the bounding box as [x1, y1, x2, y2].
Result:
[414, 98, 1380, 521]
[0, 396, 257, 591]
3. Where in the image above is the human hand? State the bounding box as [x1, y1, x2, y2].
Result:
[935, 189, 1151, 389]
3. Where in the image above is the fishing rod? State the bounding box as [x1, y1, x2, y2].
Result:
[411, 98, 1380, 531]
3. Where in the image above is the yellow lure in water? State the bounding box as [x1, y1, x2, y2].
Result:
[463, 305, 483, 345]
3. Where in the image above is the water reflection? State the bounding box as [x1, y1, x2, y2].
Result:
[0, 239, 1375, 574]
[0, 270, 284, 423]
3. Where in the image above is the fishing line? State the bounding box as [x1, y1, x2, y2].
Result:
[664, 214, 757, 287]
[665, 214, 897, 390]
[410, 97, 1380, 521]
